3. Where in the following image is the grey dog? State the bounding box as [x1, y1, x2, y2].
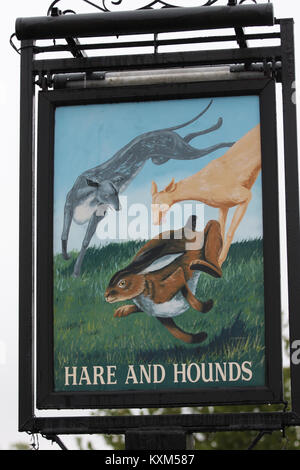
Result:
[61, 100, 234, 276]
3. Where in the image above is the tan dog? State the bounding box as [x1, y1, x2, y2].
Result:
[151, 125, 261, 265]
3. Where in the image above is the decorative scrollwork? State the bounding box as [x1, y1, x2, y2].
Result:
[101, 0, 260, 11]
[47, 0, 265, 16]
[95, 0, 262, 11]
[99, 1, 201, 10]
[239, 0, 258, 4]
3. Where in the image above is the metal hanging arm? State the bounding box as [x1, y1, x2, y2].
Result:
[44, 434, 69, 450]
[15, 3, 274, 41]
[247, 430, 272, 450]
[50, 7, 87, 59]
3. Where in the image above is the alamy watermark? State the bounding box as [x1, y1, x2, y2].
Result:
[291, 340, 300, 366]
[95, 197, 205, 250]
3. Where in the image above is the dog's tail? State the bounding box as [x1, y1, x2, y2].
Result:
[184, 117, 223, 143]
[161, 99, 213, 132]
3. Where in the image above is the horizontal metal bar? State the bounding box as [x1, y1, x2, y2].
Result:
[33, 32, 281, 55]
[33, 46, 282, 75]
[16, 4, 274, 41]
[53, 67, 266, 89]
[27, 412, 300, 435]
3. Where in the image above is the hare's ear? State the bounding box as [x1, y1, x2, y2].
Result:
[151, 181, 158, 196]
[140, 253, 183, 274]
[164, 178, 177, 193]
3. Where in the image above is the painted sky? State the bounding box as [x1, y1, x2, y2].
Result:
[53, 94, 261, 254]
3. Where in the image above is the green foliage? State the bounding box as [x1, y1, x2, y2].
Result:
[94, 369, 300, 451]
[9, 442, 31, 450]
[75, 437, 95, 451]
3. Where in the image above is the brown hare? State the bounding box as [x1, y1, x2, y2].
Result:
[105, 217, 223, 344]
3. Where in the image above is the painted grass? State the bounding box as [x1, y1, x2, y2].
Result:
[53, 239, 265, 390]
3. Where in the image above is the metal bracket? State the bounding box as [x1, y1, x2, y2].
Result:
[52, 71, 106, 89]
[262, 58, 279, 79]
[43, 434, 69, 450]
[234, 25, 251, 70]
[230, 59, 282, 81]
[27, 432, 40, 450]
[35, 72, 53, 90]
[65, 37, 87, 59]
[234, 26, 248, 49]
[50, 7, 87, 59]
[247, 430, 272, 450]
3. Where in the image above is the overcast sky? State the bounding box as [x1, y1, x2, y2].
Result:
[0, 0, 299, 450]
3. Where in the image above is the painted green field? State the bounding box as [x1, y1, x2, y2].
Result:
[53, 239, 265, 390]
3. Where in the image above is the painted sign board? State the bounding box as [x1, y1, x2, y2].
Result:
[36, 79, 282, 409]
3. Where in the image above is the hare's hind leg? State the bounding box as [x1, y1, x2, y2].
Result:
[181, 284, 213, 313]
[157, 317, 207, 344]
[190, 219, 223, 278]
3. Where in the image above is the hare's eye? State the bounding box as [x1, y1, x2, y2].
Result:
[118, 279, 126, 288]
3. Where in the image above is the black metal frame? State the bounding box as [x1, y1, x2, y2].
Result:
[17, 4, 300, 438]
[36, 78, 281, 411]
